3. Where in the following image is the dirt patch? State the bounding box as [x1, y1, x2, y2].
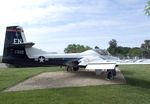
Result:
[5, 70, 126, 92]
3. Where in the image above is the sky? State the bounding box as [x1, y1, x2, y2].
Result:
[0, 0, 150, 55]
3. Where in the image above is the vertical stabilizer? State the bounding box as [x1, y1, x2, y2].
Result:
[2, 26, 28, 64]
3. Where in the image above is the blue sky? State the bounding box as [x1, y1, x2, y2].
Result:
[0, 0, 150, 55]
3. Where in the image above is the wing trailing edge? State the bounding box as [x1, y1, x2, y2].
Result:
[86, 62, 117, 70]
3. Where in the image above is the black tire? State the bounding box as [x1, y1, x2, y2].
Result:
[73, 67, 79, 71]
[107, 70, 114, 80]
[66, 66, 73, 72]
[112, 68, 116, 76]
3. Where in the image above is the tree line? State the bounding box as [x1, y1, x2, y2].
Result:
[107, 39, 150, 59]
[64, 39, 150, 59]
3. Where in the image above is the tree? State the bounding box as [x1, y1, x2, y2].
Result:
[116, 46, 130, 57]
[109, 39, 117, 48]
[145, 0, 150, 15]
[142, 50, 150, 58]
[128, 47, 143, 58]
[141, 40, 150, 58]
[64, 44, 91, 53]
[94, 46, 100, 49]
[144, 40, 150, 49]
[107, 39, 117, 55]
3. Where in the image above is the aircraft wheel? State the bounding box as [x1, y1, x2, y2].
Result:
[112, 68, 117, 76]
[72, 67, 79, 71]
[66, 65, 79, 72]
[66, 66, 73, 72]
[106, 69, 114, 80]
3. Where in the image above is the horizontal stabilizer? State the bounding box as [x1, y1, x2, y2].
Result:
[86, 63, 116, 70]
[10, 42, 35, 48]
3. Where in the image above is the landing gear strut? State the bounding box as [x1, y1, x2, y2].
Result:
[66, 66, 79, 72]
[106, 68, 116, 80]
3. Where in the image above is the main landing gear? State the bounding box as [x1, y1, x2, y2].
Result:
[106, 68, 116, 80]
[66, 66, 79, 72]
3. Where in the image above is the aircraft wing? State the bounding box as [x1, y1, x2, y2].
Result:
[116, 59, 150, 65]
[78, 57, 150, 70]
[85, 61, 117, 70]
[78, 57, 117, 70]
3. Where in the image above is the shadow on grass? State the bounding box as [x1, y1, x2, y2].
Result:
[121, 70, 150, 89]
[125, 77, 150, 89]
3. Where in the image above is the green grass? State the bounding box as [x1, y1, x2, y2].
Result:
[0, 65, 150, 104]
[120, 65, 150, 89]
[0, 85, 150, 104]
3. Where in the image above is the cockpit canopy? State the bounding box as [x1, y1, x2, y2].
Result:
[93, 49, 111, 56]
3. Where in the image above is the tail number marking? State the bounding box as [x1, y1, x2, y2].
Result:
[14, 50, 24, 55]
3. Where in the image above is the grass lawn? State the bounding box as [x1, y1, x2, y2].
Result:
[0, 65, 150, 104]
[120, 65, 150, 89]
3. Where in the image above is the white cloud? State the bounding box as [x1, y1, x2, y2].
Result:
[0, 0, 149, 55]
[0, 0, 79, 26]
[0, 0, 111, 28]
[21, 18, 124, 48]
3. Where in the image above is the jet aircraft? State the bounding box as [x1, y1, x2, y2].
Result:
[3, 26, 150, 79]
[2, 26, 121, 78]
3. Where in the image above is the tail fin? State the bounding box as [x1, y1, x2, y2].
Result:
[2, 26, 28, 64]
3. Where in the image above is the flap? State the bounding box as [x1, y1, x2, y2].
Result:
[86, 63, 116, 70]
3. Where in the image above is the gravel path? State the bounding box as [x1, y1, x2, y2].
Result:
[5, 70, 126, 92]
